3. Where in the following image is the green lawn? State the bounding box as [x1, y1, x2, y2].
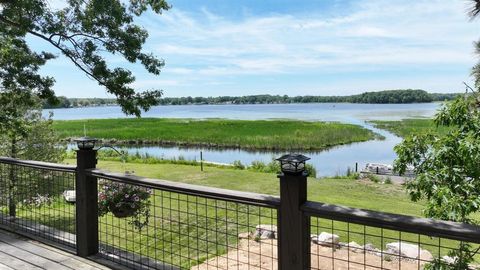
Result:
[75, 159, 422, 216]
[54, 118, 377, 150]
[372, 118, 451, 138]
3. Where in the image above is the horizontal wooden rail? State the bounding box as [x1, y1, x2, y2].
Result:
[0, 157, 76, 172]
[302, 201, 480, 244]
[87, 169, 281, 208]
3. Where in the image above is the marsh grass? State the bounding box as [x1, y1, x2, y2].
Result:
[54, 118, 376, 150]
[372, 119, 451, 138]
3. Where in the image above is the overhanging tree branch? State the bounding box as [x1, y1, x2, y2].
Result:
[0, 15, 104, 86]
[0, 0, 170, 116]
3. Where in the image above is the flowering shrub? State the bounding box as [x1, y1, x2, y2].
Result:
[98, 181, 151, 230]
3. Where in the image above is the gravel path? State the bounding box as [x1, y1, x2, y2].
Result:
[192, 239, 432, 270]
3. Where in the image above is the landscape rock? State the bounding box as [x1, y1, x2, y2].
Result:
[63, 190, 76, 203]
[420, 250, 433, 261]
[252, 224, 277, 239]
[363, 243, 382, 256]
[363, 243, 376, 252]
[238, 232, 250, 239]
[260, 230, 275, 239]
[314, 232, 340, 247]
[386, 242, 432, 260]
[347, 241, 363, 253]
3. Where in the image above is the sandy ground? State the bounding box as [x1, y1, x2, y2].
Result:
[192, 239, 433, 270]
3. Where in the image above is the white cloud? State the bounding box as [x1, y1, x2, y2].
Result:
[40, 0, 480, 96]
[142, 0, 477, 81]
[342, 26, 397, 38]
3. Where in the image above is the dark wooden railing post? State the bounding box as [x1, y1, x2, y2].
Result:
[277, 154, 311, 270]
[76, 147, 98, 257]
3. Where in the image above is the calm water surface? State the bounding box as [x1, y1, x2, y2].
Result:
[49, 103, 441, 176]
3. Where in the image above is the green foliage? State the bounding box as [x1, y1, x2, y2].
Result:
[43, 97, 118, 109]
[0, 96, 65, 162]
[346, 167, 352, 176]
[384, 177, 392, 184]
[345, 167, 360, 179]
[395, 95, 480, 223]
[348, 172, 360, 179]
[248, 159, 317, 177]
[0, 12, 64, 163]
[232, 160, 245, 170]
[71, 150, 319, 177]
[0, 36, 55, 105]
[423, 243, 479, 270]
[325, 170, 360, 180]
[156, 90, 458, 105]
[0, 96, 65, 219]
[367, 174, 380, 183]
[0, 0, 170, 116]
[394, 93, 480, 268]
[249, 160, 274, 173]
[395, 4, 480, 264]
[41, 90, 461, 109]
[54, 118, 376, 150]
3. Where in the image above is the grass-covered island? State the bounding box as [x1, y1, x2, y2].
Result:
[371, 119, 451, 138]
[54, 118, 379, 150]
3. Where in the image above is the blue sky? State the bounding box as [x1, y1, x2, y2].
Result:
[35, 0, 479, 98]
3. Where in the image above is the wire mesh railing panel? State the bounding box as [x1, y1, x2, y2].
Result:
[309, 217, 480, 270]
[0, 162, 76, 248]
[97, 177, 278, 270]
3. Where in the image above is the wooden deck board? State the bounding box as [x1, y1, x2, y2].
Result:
[0, 262, 14, 270]
[0, 230, 112, 270]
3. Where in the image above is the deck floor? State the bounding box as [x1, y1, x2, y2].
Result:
[0, 230, 112, 270]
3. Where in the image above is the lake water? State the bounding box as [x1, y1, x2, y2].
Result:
[47, 103, 441, 176]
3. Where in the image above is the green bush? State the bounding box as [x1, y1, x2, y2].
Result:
[69, 149, 320, 177]
[367, 174, 380, 183]
[249, 160, 268, 172]
[232, 160, 245, 170]
[248, 159, 317, 177]
[384, 177, 392, 184]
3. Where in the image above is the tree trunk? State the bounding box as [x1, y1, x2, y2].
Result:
[8, 137, 17, 217]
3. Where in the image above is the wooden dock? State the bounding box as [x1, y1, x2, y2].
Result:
[0, 229, 112, 270]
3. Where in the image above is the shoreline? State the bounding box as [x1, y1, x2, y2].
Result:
[62, 136, 378, 151]
[44, 101, 444, 110]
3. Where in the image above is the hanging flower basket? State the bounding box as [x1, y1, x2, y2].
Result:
[109, 203, 138, 218]
[98, 181, 152, 230]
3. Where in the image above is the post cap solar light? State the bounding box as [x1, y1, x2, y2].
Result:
[276, 154, 310, 175]
[74, 137, 98, 150]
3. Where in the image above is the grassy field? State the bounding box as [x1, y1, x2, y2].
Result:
[80, 160, 421, 215]
[53, 118, 378, 150]
[372, 118, 451, 138]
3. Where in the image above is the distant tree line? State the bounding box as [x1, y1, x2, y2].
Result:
[43, 89, 461, 108]
[43, 97, 117, 109]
